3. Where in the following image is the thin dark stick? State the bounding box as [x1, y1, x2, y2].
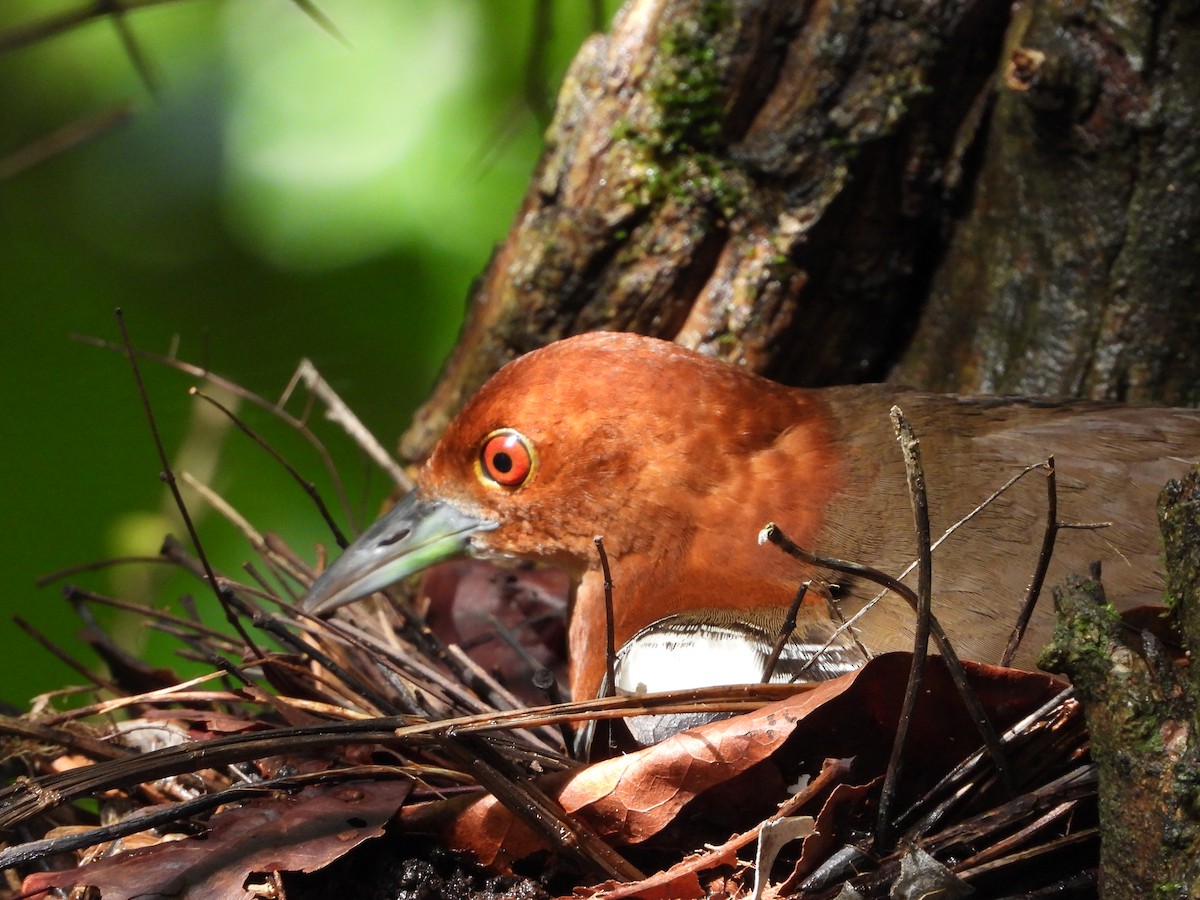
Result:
[73, 335, 360, 527]
[760, 529, 928, 646]
[242, 561, 287, 604]
[0, 0, 346, 52]
[114, 309, 262, 657]
[0, 0, 171, 51]
[0, 715, 134, 763]
[594, 536, 619, 756]
[486, 612, 569, 715]
[177, 590, 202, 623]
[525, 0, 553, 125]
[284, 0, 350, 47]
[254, 615, 399, 716]
[441, 735, 643, 883]
[37, 553, 179, 587]
[1001, 457, 1057, 667]
[62, 584, 237, 645]
[0, 104, 133, 180]
[0, 764, 410, 870]
[190, 386, 349, 548]
[789, 584, 873, 680]
[760, 524, 1014, 793]
[761, 581, 809, 682]
[280, 359, 410, 491]
[876, 407, 934, 850]
[176, 636, 256, 689]
[861, 462, 1049, 613]
[106, 3, 159, 97]
[12, 616, 117, 694]
[594, 536, 617, 700]
[179, 470, 314, 590]
[262, 533, 318, 593]
[530, 668, 572, 753]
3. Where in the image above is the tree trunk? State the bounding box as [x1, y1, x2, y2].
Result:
[897, 0, 1200, 401]
[401, 0, 1200, 463]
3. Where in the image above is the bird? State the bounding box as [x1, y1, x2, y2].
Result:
[301, 331, 1200, 701]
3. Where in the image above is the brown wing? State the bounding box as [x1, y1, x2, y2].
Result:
[812, 388, 1199, 668]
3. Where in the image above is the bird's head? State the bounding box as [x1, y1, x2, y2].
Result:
[302, 332, 835, 630]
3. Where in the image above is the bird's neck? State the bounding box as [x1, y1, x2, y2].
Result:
[567, 392, 846, 699]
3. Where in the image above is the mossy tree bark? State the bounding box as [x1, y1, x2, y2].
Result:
[401, 0, 1200, 461]
[1040, 468, 1200, 898]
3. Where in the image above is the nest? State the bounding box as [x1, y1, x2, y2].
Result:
[0, 342, 1099, 899]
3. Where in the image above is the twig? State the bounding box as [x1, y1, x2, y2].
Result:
[0, 0, 345, 52]
[114, 310, 262, 657]
[73, 334, 358, 532]
[486, 614, 572, 750]
[0, 104, 134, 180]
[759, 525, 1013, 795]
[106, 0, 159, 96]
[176, 635, 256, 689]
[594, 536, 617, 700]
[242, 560, 291, 608]
[847, 462, 1051, 633]
[284, 0, 350, 48]
[36, 553, 177, 587]
[1001, 456, 1057, 666]
[179, 471, 314, 590]
[761, 581, 809, 682]
[445, 642, 532, 721]
[12, 616, 117, 695]
[0, 768, 408, 870]
[0, 715, 134, 763]
[38, 674, 234, 727]
[439, 735, 643, 883]
[281, 359, 411, 490]
[0, 0, 177, 51]
[876, 406, 933, 849]
[189, 387, 349, 548]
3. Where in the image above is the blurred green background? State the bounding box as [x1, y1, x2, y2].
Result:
[0, 0, 617, 705]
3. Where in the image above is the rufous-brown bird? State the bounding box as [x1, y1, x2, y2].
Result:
[302, 332, 1199, 700]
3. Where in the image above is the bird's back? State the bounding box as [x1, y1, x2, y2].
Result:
[804, 386, 1199, 667]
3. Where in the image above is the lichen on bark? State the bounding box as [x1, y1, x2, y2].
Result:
[1040, 468, 1200, 897]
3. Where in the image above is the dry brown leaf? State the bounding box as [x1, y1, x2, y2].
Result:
[22, 781, 411, 900]
[443, 654, 1064, 870]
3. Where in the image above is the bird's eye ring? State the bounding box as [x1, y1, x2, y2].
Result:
[478, 429, 536, 488]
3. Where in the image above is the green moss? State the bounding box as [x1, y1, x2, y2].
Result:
[653, 0, 731, 155]
[612, 0, 745, 219]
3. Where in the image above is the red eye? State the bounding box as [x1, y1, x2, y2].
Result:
[479, 429, 535, 487]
